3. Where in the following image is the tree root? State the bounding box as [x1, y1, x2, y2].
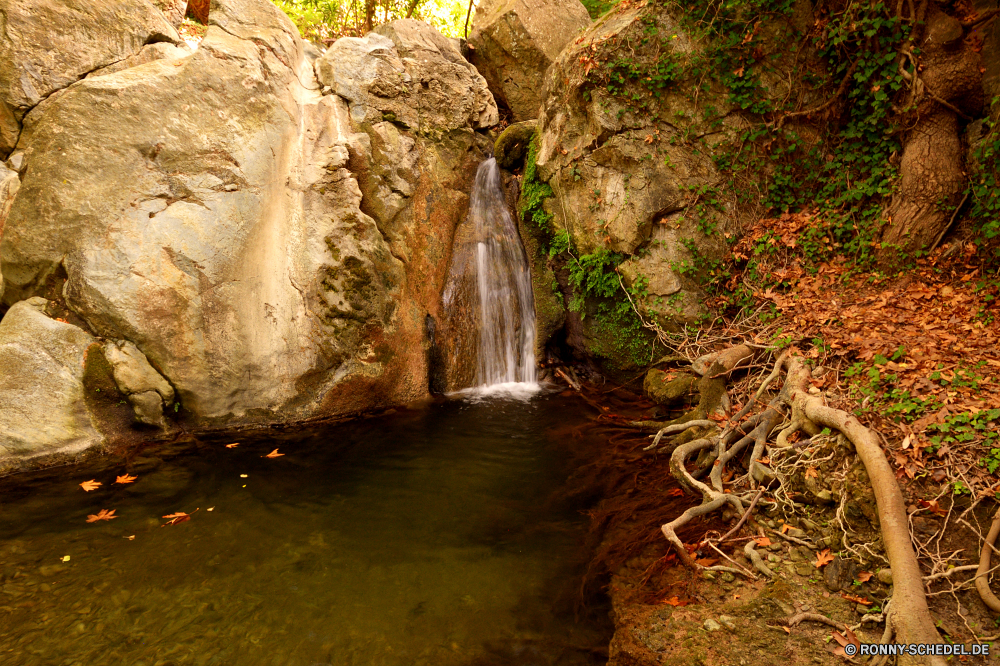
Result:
[975, 506, 1000, 613]
[654, 349, 948, 664]
[783, 612, 848, 632]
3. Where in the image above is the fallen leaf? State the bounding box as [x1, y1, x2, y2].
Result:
[265, 449, 284, 458]
[661, 596, 688, 606]
[61, 555, 71, 562]
[226, 443, 239, 448]
[207, 507, 214, 512]
[79, 480, 102, 492]
[667, 488, 685, 497]
[115, 474, 137, 484]
[755, 536, 772, 547]
[123, 535, 135, 541]
[86, 509, 117, 523]
[782, 626, 790, 634]
[240, 474, 248, 478]
[780, 523, 791, 534]
[695, 557, 719, 567]
[841, 592, 872, 605]
[805, 467, 819, 479]
[162, 512, 189, 519]
[856, 571, 873, 582]
[162, 515, 191, 526]
[757, 456, 770, 465]
[815, 548, 835, 568]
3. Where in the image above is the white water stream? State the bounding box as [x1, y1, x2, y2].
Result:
[469, 158, 539, 396]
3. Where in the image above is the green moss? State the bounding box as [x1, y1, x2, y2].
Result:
[519, 135, 554, 235]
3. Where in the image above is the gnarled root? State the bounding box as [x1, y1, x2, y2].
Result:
[655, 348, 947, 664]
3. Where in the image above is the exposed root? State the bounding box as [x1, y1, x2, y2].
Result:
[783, 612, 848, 632]
[744, 540, 775, 578]
[975, 506, 1000, 613]
[653, 348, 948, 663]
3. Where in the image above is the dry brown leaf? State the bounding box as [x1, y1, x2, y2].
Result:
[162, 512, 189, 519]
[86, 509, 117, 523]
[805, 467, 818, 479]
[782, 626, 790, 634]
[841, 592, 872, 605]
[755, 536, 772, 547]
[265, 449, 284, 458]
[661, 596, 688, 606]
[79, 480, 102, 492]
[162, 515, 191, 526]
[115, 474, 137, 484]
[780, 523, 791, 534]
[815, 548, 835, 568]
[226, 443, 239, 448]
[123, 535, 135, 540]
[856, 571, 873, 582]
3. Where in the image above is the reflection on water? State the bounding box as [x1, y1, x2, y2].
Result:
[0, 394, 609, 666]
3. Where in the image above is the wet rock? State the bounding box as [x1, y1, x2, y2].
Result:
[102, 340, 175, 428]
[468, 0, 590, 121]
[0, 298, 103, 462]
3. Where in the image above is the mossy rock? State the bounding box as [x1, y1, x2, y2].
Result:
[494, 120, 537, 169]
[644, 369, 697, 405]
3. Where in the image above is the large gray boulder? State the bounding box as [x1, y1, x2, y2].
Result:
[0, 299, 102, 463]
[0, 4, 497, 463]
[533, 2, 736, 331]
[0, 0, 179, 158]
[317, 19, 498, 133]
[468, 0, 591, 120]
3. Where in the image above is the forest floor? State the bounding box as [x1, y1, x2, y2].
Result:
[566, 228, 1000, 665]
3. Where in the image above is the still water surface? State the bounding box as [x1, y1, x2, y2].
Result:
[0, 393, 609, 666]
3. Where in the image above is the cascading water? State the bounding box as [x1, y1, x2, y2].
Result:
[469, 158, 538, 392]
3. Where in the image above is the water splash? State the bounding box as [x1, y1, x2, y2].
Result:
[470, 158, 538, 394]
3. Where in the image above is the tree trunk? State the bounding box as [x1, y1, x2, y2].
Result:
[879, 9, 984, 260]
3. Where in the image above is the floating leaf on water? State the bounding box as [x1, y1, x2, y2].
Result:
[86, 509, 117, 523]
[265, 449, 284, 458]
[61, 555, 71, 562]
[79, 480, 102, 492]
[226, 443, 239, 448]
[123, 535, 135, 541]
[115, 474, 137, 484]
[240, 474, 248, 478]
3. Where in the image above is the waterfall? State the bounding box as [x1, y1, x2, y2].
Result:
[470, 158, 538, 391]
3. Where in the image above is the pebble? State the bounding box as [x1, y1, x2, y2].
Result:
[703, 619, 723, 632]
[718, 615, 736, 630]
[720, 572, 735, 583]
[877, 568, 893, 585]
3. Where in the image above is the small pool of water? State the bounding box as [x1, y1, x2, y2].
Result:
[0, 392, 610, 666]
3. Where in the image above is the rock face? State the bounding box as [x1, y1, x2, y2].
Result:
[0, 0, 180, 158]
[468, 0, 591, 120]
[0, 299, 101, 463]
[532, 2, 737, 334]
[0, 3, 498, 462]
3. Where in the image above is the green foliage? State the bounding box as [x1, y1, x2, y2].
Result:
[965, 99, 1000, 259]
[581, 0, 619, 19]
[520, 136, 555, 234]
[276, 0, 467, 42]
